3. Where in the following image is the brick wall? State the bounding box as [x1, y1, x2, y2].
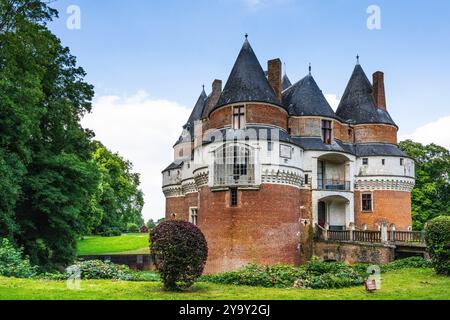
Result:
[208, 103, 288, 131]
[165, 193, 199, 222]
[288, 117, 321, 137]
[353, 124, 398, 144]
[197, 184, 312, 273]
[354, 190, 412, 230]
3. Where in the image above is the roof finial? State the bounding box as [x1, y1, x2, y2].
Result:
[356, 54, 360, 65]
[283, 62, 287, 76]
[202, 84, 205, 91]
[245, 33, 248, 39]
[309, 63, 312, 75]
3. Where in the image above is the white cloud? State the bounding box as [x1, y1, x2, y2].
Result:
[399, 116, 450, 149]
[325, 93, 340, 111]
[81, 91, 191, 222]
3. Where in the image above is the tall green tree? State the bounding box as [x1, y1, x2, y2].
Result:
[399, 140, 450, 230]
[0, 0, 100, 269]
[90, 141, 144, 236]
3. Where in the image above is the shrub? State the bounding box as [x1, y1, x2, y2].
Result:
[126, 223, 139, 233]
[202, 264, 306, 288]
[425, 216, 450, 275]
[65, 260, 135, 281]
[0, 238, 38, 278]
[150, 220, 208, 291]
[204, 259, 364, 289]
[99, 228, 122, 237]
[381, 257, 432, 272]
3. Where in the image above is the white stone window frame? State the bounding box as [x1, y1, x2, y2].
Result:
[189, 207, 198, 225]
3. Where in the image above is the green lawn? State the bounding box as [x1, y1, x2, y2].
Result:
[0, 269, 449, 300]
[77, 233, 150, 256]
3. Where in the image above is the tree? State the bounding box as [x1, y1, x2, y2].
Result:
[399, 140, 450, 230]
[90, 141, 144, 236]
[146, 219, 156, 229]
[0, 1, 145, 269]
[425, 216, 450, 275]
[150, 221, 208, 291]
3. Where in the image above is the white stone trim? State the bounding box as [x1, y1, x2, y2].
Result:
[355, 176, 415, 192]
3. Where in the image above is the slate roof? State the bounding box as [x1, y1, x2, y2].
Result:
[282, 74, 337, 119]
[187, 88, 207, 125]
[336, 64, 397, 126]
[282, 74, 292, 91]
[174, 89, 208, 146]
[292, 137, 354, 154]
[162, 160, 183, 173]
[213, 39, 281, 112]
[354, 144, 407, 157]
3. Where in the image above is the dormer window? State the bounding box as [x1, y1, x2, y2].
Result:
[322, 120, 332, 145]
[233, 106, 245, 129]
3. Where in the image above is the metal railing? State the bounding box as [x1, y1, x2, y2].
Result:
[317, 179, 351, 191]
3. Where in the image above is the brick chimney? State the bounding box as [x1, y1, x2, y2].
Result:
[268, 59, 282, 100]
[203, 79, 222, 117]
[373, 71, 387, 111]
[211, 79, 222, 106]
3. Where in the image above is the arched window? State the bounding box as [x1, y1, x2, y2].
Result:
[213, 143, 255, 186]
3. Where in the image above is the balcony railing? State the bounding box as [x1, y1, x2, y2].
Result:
[317, 179, 351, 191]
[315, 225, 426, 245]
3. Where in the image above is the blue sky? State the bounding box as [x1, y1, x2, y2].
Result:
[47, 0, 450, 220]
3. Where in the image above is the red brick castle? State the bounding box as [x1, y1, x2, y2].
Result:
[162, 37, 415, 273]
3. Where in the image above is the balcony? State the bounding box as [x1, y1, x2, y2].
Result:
[317, 179, 351, 191]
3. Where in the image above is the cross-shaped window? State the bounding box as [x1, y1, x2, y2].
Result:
[233, 106, 245, 129]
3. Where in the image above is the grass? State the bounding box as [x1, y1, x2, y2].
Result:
[0, 269, 449, 300]
[77, 233, 150, 256]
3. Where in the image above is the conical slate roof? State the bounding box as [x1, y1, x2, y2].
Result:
[282, 74, 336, 118]
[174, 89, 207, 146]
[186, 88, 207, 125]
[336, 64, 396, 126]
[213, 39, 281, 112]
[282, 74, 292, 91]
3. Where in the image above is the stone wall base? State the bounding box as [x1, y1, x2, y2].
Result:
[314, 241, 395, 265]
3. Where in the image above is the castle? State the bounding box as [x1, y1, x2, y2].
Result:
[162, 37, 415, 273]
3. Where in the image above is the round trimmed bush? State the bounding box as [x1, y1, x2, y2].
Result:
[425, 216, 450, 275]
[150, 220, 208, 291]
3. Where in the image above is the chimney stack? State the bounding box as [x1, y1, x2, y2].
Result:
[211, 79, 222, 105]
[203, 79, 222, 118]
[268, 59, 282, 100]
[373, 71, 387, 111]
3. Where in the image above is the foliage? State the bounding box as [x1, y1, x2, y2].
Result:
[150, 221, 208, 291]
[425, 216, 450, 275]
[203, 258, 364, 289]
[126, 223, 139, 233]
[146, 219, 156, 229]
[202, 264, 307, 288]
[77, 233, 149, 256]
[90, 141, 144, 235]
[381, 257, 432, 272]
[0, 238, 38, 278]
[0, 1, 144, 270]
[399, 140, 450, 230]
